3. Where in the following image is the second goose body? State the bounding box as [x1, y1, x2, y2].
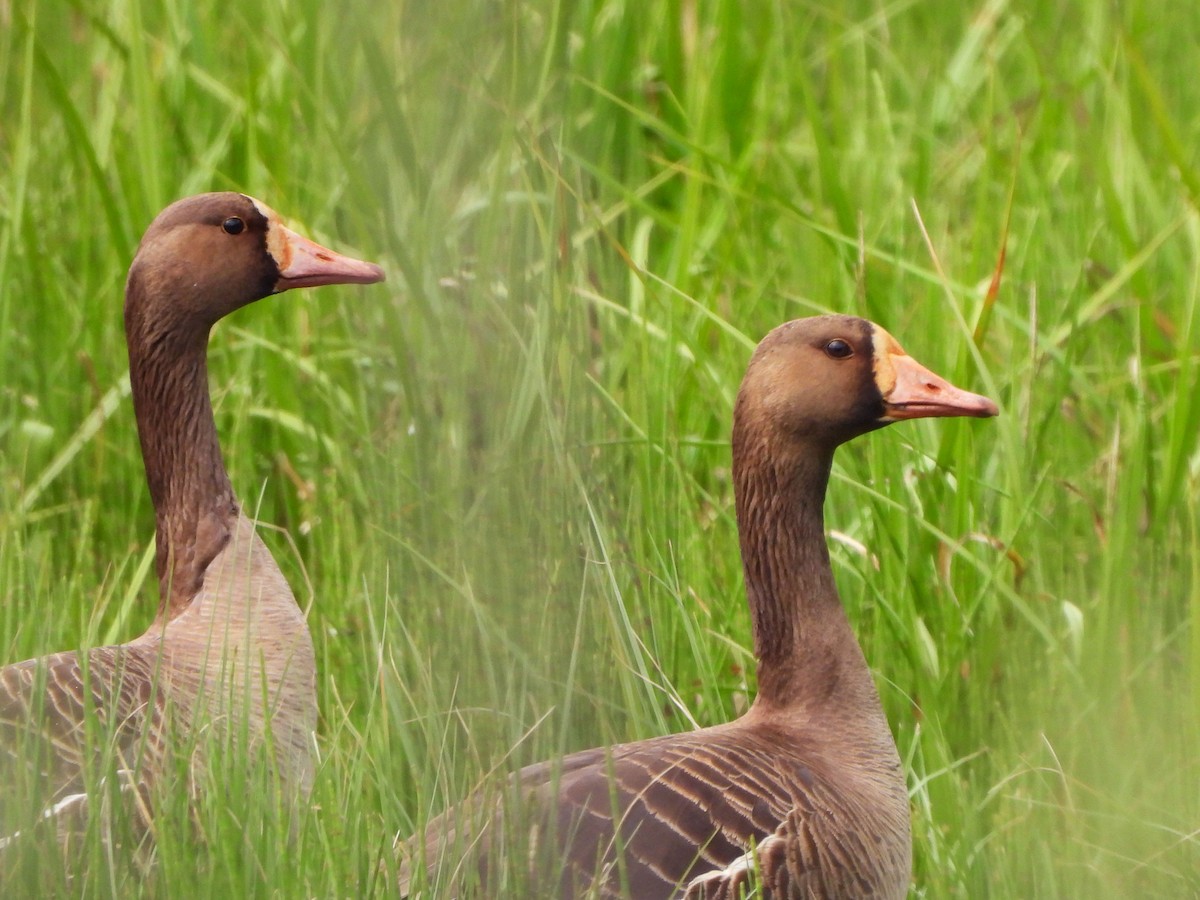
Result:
[0, 193, 384, 842]
[401, 315, 997, 899]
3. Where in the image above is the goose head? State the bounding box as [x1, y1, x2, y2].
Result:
[125, 192, 385, 336]
[121, 192, 385, 617]
[737, 315, 997, 453]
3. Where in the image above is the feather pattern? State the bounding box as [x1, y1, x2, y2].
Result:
[409, 713, 908, 898]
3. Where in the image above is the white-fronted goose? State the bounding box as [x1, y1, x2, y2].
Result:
[0, 193, 384, 844]
[399, 315, 997, 899]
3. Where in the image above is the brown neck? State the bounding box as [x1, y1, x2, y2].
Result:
[126, 288, 239, 622]
[732, 418, 878, 712]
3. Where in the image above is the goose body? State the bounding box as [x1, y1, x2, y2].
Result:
[0, 193, 384, 843]
[400, 316, 996, 899]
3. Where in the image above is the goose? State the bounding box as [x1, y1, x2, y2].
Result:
[0, 192, 384, 846]
[399, 315, 997, 898]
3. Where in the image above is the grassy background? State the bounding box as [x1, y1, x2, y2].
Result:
[0, 0, 1197, 895]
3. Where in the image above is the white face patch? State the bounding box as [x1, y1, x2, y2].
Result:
[248, 195, 292, 271]
[869, 325, 908, 398]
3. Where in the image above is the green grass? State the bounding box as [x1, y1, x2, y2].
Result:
[1, 0, 1198, 895]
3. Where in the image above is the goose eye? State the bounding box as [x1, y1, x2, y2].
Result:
[824, 338, 853, 359]
[222, 217, 246, 235]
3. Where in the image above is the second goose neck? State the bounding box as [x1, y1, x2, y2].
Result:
[126, 305, 239, 622]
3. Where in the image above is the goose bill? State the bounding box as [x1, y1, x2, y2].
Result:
[881, 352, 998, 420]
[272, 225, 385, 291]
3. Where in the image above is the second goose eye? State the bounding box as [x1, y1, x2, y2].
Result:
[824, 338, 853, 359]
[222, 217, 245, 235]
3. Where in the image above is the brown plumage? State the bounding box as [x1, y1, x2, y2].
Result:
[399, 315, 997, 899]
[0, 193, 384, 846]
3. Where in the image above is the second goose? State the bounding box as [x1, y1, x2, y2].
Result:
[0, 193, 384, 844]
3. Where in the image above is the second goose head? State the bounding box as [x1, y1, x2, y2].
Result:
[123, 192, 386, 620]
[126, 192, 384, 336]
